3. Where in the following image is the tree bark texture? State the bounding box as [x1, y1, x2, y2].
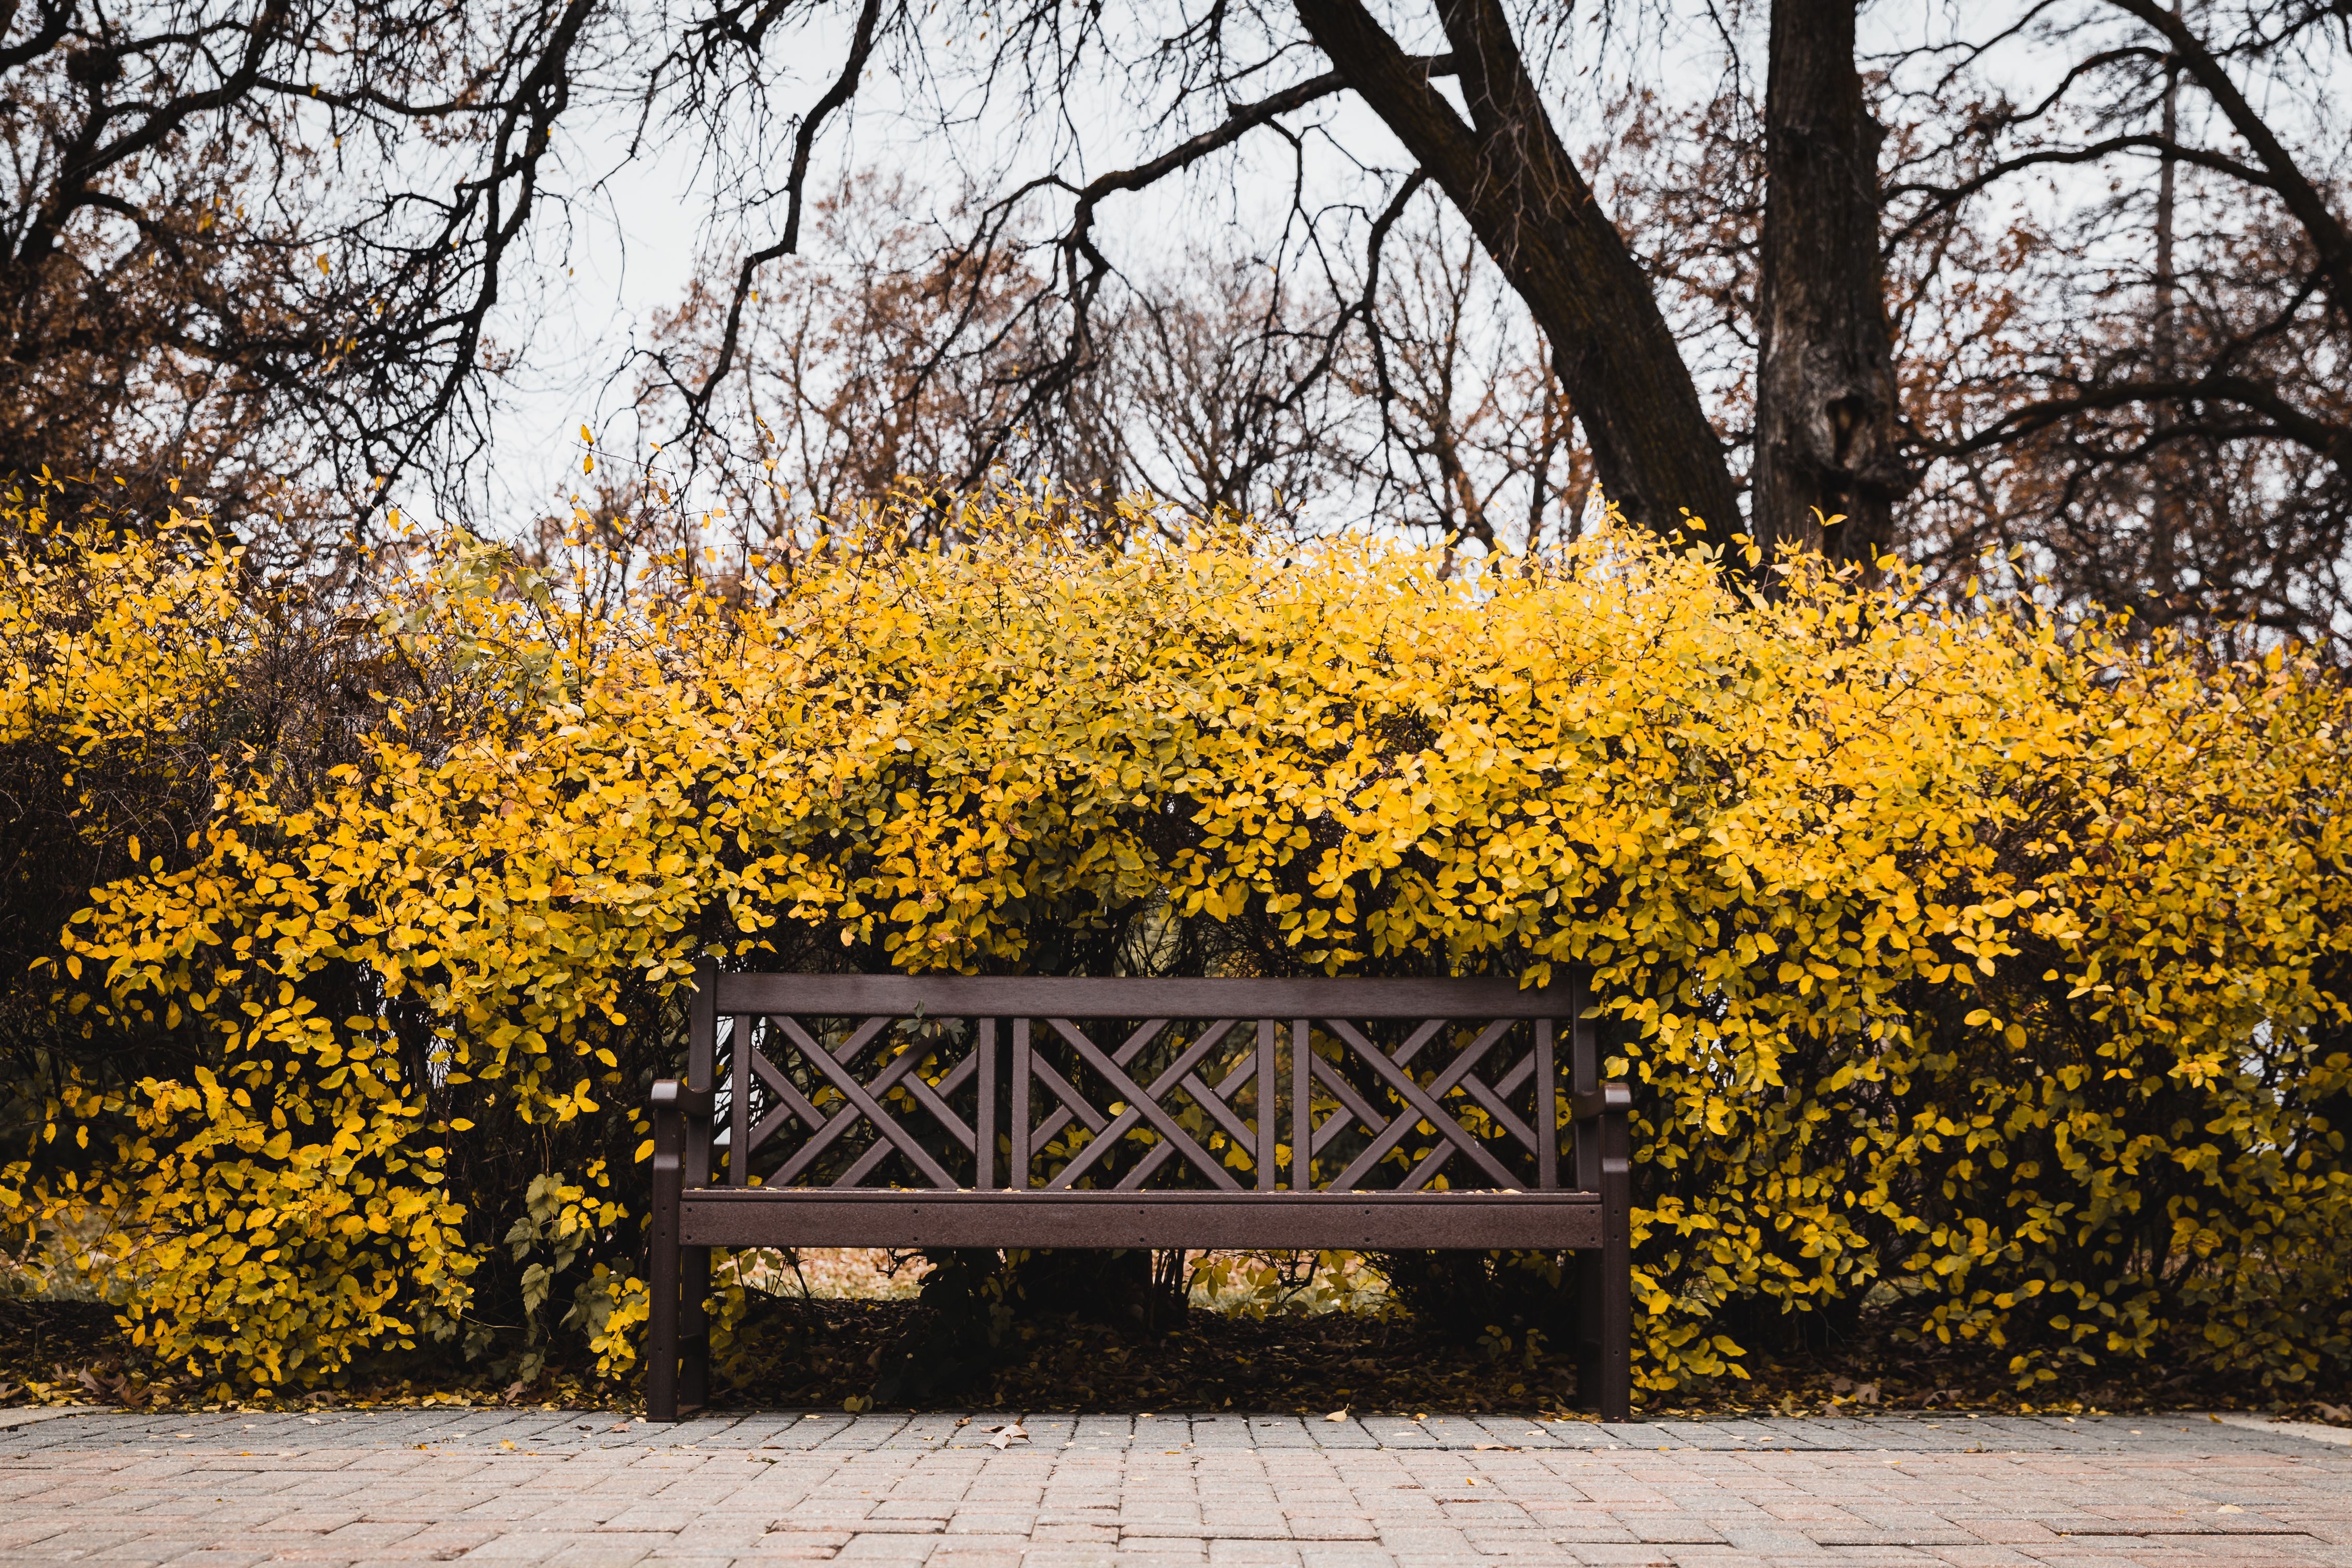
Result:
[1752, 0, 1910, 575]
[1292, 0, 1742, 537]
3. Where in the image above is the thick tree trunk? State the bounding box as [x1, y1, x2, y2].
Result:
[1292, 0, 1741, 537]
[1752, 0, 1910, 577]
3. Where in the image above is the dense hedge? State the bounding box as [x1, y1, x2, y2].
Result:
[5, 491, 2348, 1403]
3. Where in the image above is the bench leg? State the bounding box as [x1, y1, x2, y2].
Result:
[1579, 1206, 1631, 1422]
[680, 1245, 711, 1410]
[647, 1078, 698, 1422]
[648, 1196, 680, 1422]
[1577, 1084, 1633, 1422]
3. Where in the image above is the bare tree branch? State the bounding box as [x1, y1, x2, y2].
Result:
[682, 0, 889, 427]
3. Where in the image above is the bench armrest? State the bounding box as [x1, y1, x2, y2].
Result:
[650, 1078, 717, 1196]
[650, 1080, 716, 1118]
[1569, 1082, 1631, 1124]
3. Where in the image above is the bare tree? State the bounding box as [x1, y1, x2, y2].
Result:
[0, 0, 601, 561]
[9, 0, 2345, 638]
[1083, 252, 1351, 526]
[1343, 204, 1587, 555]
[635, 173, 1587, 557]
[643, 0, 1749, 537]
[1754, 0, 1911, 573]
[1882, 0, 2352, 640]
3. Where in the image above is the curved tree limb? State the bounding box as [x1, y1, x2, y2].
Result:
[2104, 0, 2352, 312]
[1289, 0, 1741, 533]
[683, 0, 887, 426]
[1885, 133, 2271, 243]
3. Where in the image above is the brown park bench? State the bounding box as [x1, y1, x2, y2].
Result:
[646, 964, 1632, 1420]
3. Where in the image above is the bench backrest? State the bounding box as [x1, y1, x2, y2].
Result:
[683, 965, 1604, 1196]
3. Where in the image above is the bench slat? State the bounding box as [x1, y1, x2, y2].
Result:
[708, 973, 1566, 1019]
[678, 1187, 1604, 1251]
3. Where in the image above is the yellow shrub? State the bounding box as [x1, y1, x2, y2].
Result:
[13, 491, 2349, 1398]
[2, 506, 477, 1388]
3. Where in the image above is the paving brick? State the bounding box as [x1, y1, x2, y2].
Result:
[6, 1412, 2352, 1566]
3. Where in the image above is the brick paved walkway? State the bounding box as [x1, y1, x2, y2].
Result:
[3, 1408, 2346, 1566]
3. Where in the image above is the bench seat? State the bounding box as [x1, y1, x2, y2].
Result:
[679, 1187, 1607, 1250]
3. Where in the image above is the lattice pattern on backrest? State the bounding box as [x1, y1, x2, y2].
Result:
[1012, 1018, 1276, 1191]
[717, 1014, 994, 1190]
[694, 974, 1589, 1193]
[1293, 1017, 1557, 1193]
